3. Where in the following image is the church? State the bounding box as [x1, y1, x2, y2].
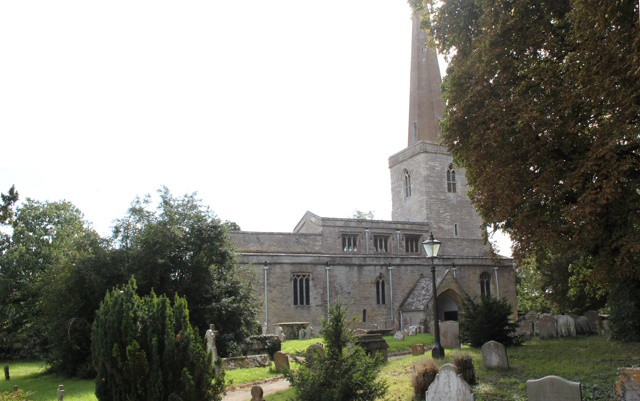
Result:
[229, 14, 516, 334]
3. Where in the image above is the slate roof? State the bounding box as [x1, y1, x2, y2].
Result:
[399, 272, 446, 312]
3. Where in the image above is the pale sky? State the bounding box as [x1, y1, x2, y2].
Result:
[0, 1, 512, 256]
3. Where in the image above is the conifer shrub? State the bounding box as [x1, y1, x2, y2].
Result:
[284, 301, 388, 401]
[452, 352, 476, 385]
[459, 295, 518, 347]
[91, 278, 225, 401]
[411, 359, 439, 400]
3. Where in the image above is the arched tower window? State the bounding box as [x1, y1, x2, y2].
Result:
[376, 276, 386, 305]
[447, 164, 457, 193]
[403, 170, 412, 198]
[480, 272, 491, 298]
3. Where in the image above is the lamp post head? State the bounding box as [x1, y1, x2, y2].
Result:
[422, 232, 441, 258]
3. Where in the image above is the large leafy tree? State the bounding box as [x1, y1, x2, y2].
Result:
[111, 187, 258, 356]
[0, 185, 19, 225]
[415, 0, 639, 298]
[0, 198, 95, 359]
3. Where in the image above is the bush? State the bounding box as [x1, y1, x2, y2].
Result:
[459, 296, 518, 347]
[284, 301, 388, 401]
[411, 359, 439, 400]
[0, 390, 33, 401]
[452, 353, 476, 385]
[607, 280, 640, 342]
[91, 278, 225, 401]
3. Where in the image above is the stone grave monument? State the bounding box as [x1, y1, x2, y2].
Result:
[425, 363, 475, 401]
[481, 341, 509, 370]
[526, 375, 582, 401]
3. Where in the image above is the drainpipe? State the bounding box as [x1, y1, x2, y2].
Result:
[263, 262, 269, 332]
[396, 231, 401, 253]
[325, 262, 331, 319]
[388, 263, 394, 328]
[494, 265, 500, 299]
[400, 311, 404, 331]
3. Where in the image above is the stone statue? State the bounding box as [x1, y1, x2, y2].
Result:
[205, 324, 218, 365]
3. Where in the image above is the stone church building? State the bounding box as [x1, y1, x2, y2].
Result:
[230, 14, 516, 334]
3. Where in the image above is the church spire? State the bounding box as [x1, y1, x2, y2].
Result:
[407, 13, 444, 146]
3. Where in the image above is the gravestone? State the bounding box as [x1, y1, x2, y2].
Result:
[250, 385, 265, 401]
[408, 326, 418, 336]
[425, 363, 475, 401]
[307, 326, 314, 339]
[394, 331, 405, 341]
[526, 375, 582, 401]
[273, 351, 290, 373]
[439, 321, 460, 348]
[354, 329, 368, 336]
[3, 365, 9, 380]
[574, 316, 590, 335]
[355, 334, 389, 361]
[306, 344, 324, 360]
[57, 384, 64, 401]
[615, 367, 640, 401]
[584, 310, 602, 333]
[411, 344, 424, 356]
[481, 341, 509, 370]
[275, 326, 286, 342]
[538, 314, 558, 339]
[556, 315, 576, 337]
[205, 324, 218, 365]
[516, 321, 534, 341]
[525, 311, 539, 323]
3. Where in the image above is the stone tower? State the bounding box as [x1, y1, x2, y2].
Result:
[389, 14, 484, 241]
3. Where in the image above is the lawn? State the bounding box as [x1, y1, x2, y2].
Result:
[4, 335, 638, 400]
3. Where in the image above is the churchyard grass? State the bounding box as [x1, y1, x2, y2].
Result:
[384, 333, 434, 354]
[0, 361, 95, 401]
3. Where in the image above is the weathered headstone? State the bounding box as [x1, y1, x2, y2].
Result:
[273, 351, 290, 373]
[538, 314, 558, 339]
[574, 316, 590, 335]
[516, 321, 534, 341]
[525, 311, 539, 323]
[615, 367, 640, 401]
[306, 343, 324, 360]
[439, 321, 460, 348]
[57, 384, 65, 401]
[307, 326, 314, 339]
[13, 385, 17, 392]
[408, 326, 418, 336]
[250, 385, 265, 401]
[556, 315, 576, 338]
[3, 365, 9, 380]
[205, 324, 218, 365]
[355, 334, 389, 361]
[481, 341, 509, 370]
[425, 363, 475, 401]
[394, 331, 405, 341]
[275, 326, 285, 342]
[526, 375, 582, 401]
[354, 329, 368, 336]
[298, 328, 307, 340]
[411, 344, 424, 356]
[584, 310, 602, 333]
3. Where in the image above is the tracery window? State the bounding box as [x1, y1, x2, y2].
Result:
[480, 272, 491, 298]
[292, 274, 310, 306]
[404, 169, 412, 197]
[342, 234, 358, 252]
[376, 276, 386, 305]
[373, 235, 389, 253]
[447, 164, 457, 193]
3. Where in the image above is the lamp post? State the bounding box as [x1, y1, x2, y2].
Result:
[423, 232, 444, 359]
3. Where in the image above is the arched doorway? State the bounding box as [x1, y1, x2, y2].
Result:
[437, 289, 462, 322]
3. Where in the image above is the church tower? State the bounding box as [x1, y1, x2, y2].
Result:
[389, 14, 484, 241]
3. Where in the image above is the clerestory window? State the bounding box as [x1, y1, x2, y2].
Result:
[404, 235, 421, 254]
[342, 235, 358, 252]
[373, 235, 389, 253]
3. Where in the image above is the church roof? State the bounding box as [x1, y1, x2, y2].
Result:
[399, 271, 446, 312]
